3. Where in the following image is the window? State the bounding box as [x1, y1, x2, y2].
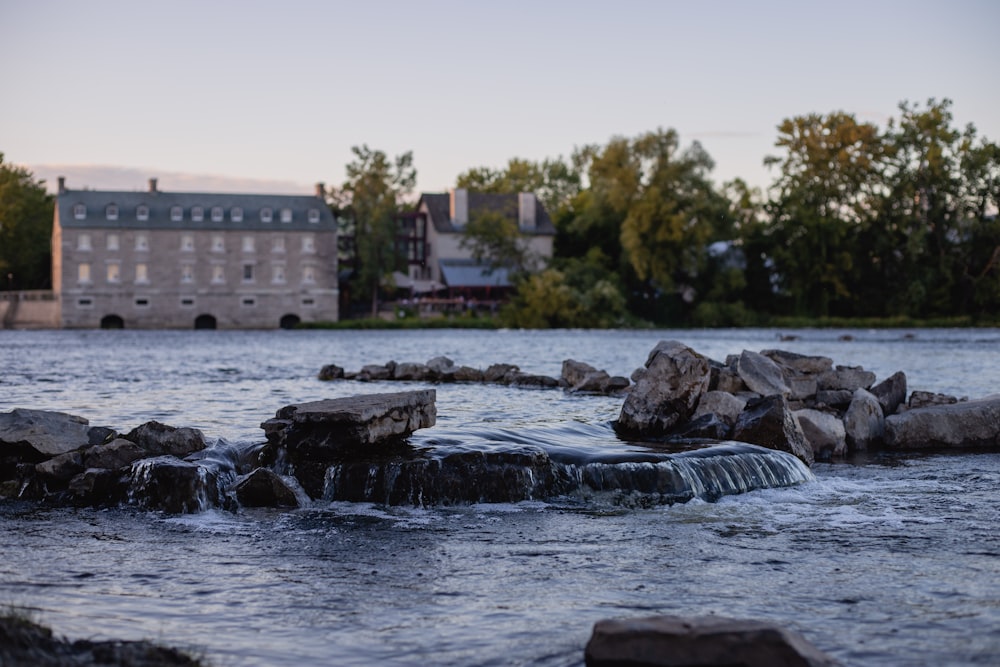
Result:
[272, 264, 286, 284]
[76, 298, 93, 308]
[134, 298, 150, 308]
[135, 234, 149, 251]
[302, 235, 315, 253]
[135, 263, 149, 284]
[181, 264, 195, 284]
[302, 266, 315, 284]
[242, 263, 255, 282]
[77, 263, 92, 284]
[211, 206, 224, 222]
[137, 205, 149, 221]
[231, 207, 243, 222]
[211, 235, 224, 252]
[107, 262, 121, 284]
[241, 297, 256, 307]
[171, 206, 183, 222]
[308, 208, 320, 223]
[180, 234, 194, 251]
[192, 206, 204, 222]
[180, 297, 195, 308]
[280, 208, 292, 223]
[106, 204, 118, 220]
[73, 203, 87, 219]
[211, 265, 225, 284]
[260, 208, 273, 223]
[302, 297, 316, 307]
[272, 236, 285, 253]
[242, 236, 255, 253]
[77, 233, 92, 251]
[106, 233, 119, 251]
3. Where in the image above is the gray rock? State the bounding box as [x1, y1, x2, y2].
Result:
[426, 356, 456, 380]
[817, 366, 876, 392]
[786, 375, 819, 401]
[843, 389, 884, 452]
[452, 365, 485, 382]
[794, 408, 847, 460]
[318, 364, 345, 380]
[732, 395, 813, 466]
[357, 364, 392, 381]
[761, 349, 834, 375]
[710, 365, 748, 393]
[884, 397, 1000, 450]
[67, 468, 124, 505]
[87, 425, 117, 447]
[815, 389, 854, 409]
[83, 437, 149, 470]
[483, 363, 519, 384]
[570, 370, 612, 393]
[909, 390, 959, 409]
[737, 350, 791, 397]
[509, 372, 561, 389]
[35, 450, 85, 483]
[127, 456, 224, 513]
[617, 341, 711, 436]
[232, 468, 300, 508]
[670, 413, 731, 440]
[585, 615, 838, 667]
[870, 371, 907, 415]
[393, 362, 432, 381]
[0, 408, 91, 461]
[562, 359, 599, 387]
[692, 391, 747, 427]
[124, 421, 207, 458]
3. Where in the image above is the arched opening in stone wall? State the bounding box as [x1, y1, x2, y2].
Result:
[194, 314, 218, 330]
[279, 314, 301, 330]
[100, 314, 125, 329]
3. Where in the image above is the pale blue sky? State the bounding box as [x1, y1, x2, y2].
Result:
[2, 0, 997, 196]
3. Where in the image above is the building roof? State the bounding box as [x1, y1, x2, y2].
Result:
[439, 258, 512, 288]
[56, 185, 335, 231]
[418, 191, 555, 235]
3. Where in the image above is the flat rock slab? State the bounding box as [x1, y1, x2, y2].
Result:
[0, 408, 91, 461]
[884, 397, 1000, 450]
[585, 615, 838, 667]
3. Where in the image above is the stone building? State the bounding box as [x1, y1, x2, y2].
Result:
[52, 178, 338, 329]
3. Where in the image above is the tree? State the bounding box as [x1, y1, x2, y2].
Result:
[333, 145, 416, 317]
[0, 154, 54, 290]
[460, 209, 533, 277]
[455, 156, 581, 216]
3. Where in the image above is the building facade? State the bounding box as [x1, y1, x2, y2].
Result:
[53, 178, 338, 329]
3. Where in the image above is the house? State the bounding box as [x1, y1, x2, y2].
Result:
[408, 188, 555, 297]
[52, 177, 338, 329]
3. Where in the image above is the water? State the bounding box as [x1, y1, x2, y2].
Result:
[2, 328, 999, 666]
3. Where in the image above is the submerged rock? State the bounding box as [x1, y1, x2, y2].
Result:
[585, 615, 838, 667]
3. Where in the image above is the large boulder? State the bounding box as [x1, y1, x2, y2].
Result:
[585, 615, 838, 667]
[124, 421, 207, 458]
[737, 350, 791, 398]
[126, 456, 225, 513]
[0, 409, 91, 463]
[884, 397, 1000, 450]
[870, 371, 906, 416]
[843, 389, 884, 452]
[692, 391, 747, 427]
[794, 409, 847, 460]
[617, 341, 711, 436]
[82, 437, 149, 470]
[732, 395, 813, 466]
[817, 366, 876, 392]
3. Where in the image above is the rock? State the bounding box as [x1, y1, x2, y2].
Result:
[124, 421, 207, 458]
[584, 615, 838, 667]
[0, 409, 91, 462]
[843, 389, 884, 452]
[452, 365, 485, 383]
[870, 371, 907, 415]
[562, 359, 599, 387]
[34, 451, 84, 484]
[817, 366, 876, 392]
[761, 349, 833, 375]
[509, 372, 561, 389]
[737, 350, 791, 397]
[483, 363, 519, 384]
[82, 437, 149, 470]
[692, 391, 747, 427]
[232, 468, 300, 508]
[794, 409, 847, 460]
[884, 397, 1000, 450]
[815, 389, 854, 409]
[261, 390, 437, 466]
[670, 413, 731, 440]
[86, 425, 117, 447]
[357, 364, 392, 381]
[617, 341, 712, 436]
[786, 375, 818, 401]
[126, 456, 224, 513]
[318, 364, 345, 380]
[393, 362, 432, 381]
[732, 395, 813, 466]
[67, 468, 124, 506]
[710, 363, 748, 394]
[908, 390, 959, 409]
[426, 356, 456, 380]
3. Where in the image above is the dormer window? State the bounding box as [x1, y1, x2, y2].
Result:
[280, 208, 292, 223]
[211, 206, 224, 222]
[73, 203, 87, 219]
[308, 209, 320, 223]
[231, 207, 243, 222]
[260, 208, 273, 223]
[136, 204, 149, 221]
[192, 206, 204, 222]
[106, 204, 119, 220]
[170, 206, 183, 221]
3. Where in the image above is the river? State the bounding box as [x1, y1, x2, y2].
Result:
[1, 328, 998, 666]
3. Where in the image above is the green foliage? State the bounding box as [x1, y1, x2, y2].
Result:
[460, 209, 531, 276]
[0, 154, 54, 290]
[455, 156, 582, 215]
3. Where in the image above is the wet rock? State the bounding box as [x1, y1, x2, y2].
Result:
[617, 341, 711, 436]
[585, 614, 838, 667]
[87, 425, 117, 447]
[670, 413, 731, 440]
[843, 389, 884, 452]
[393, 362, 432, 381]
[357, 364, 392, 381]
[509, 372, 561, 389]
[692, 391, 747, 427]
[67, 468, 124, 506]
[732, 395, 813, 466]
[82, 437, 149, 470]
[908, 390, 959, 409]
[124, 421, 207, 458]
[563, 359, 630, 395]
[817, 366, 876, 392]
[871, 371, 907, 415]
[34, 451, 84, 484]
[483, 363, 519, 384]
[562, 359, 599, 386]
[126, 456, 224, 513]
[737, 350, 791, 398]
[761, 349, 834, 375]
[452, 365, 485, 383]
[884, 397, 1000, 450]
[0, 409, 91, 463]
[318, 364, 345, 380]
[426, 356, 456, 380]
[794, 408, 847, 460]
[232, 468, 300, 508]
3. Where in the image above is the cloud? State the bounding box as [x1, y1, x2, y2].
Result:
[28, 164, 316, 195]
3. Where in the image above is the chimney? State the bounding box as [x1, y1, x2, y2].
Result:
[148, 177, 158, 193]
[57, 176, 66, 195]
[518, 192, 536, 230]
[450, 188, 468, 227]
[315, 182, 326, 199]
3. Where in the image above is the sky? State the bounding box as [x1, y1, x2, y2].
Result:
[2, 0, 998, 197]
